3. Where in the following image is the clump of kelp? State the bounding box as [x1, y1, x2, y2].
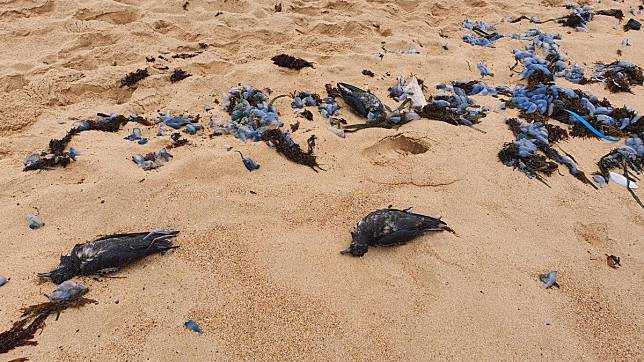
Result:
[271, 54, 314, 70]
[23, 114, 134, 171]
[0, 296, 96, 354]
[595, 133, 644, 208]
[597, 133, 643, 179]
[170, 68, 192, 83]
[261, 129, 322, 171]
[214, 85, 322, 170]
[499, 118, 595, 187]
[120, 68, 149, 88]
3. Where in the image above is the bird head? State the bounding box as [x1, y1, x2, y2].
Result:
[37, 255, 78, 284]
[340, 231, 369, 257]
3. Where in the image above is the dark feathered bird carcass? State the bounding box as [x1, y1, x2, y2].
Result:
[341, 208, 452, 257]
[38, 230, 179, 284]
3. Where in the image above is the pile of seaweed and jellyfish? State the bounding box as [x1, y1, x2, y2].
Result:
[0, 281, 95, 354]
[507, 81, 641, 139]
[420, 81, 490, 130]
[594, 133, 643, 208]
[590, 61, 643, 93]
[502, 39, 641, 140]
[498, 118, 595, 187]
[23, 113, 134, 171]
[211, 85, 322, 170]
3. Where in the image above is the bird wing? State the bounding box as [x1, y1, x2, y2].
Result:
[374, 228, 425, 246]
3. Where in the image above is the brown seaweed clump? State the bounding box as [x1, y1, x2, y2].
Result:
[545, 124, 569, 143]
[120, 68, 149, 88]
[0, 297, 96, 354]
[170, 68, 192, 83]
[300, 109, 313, 121]
[271, 54, 314, 70]
[261, 129, 322, 171]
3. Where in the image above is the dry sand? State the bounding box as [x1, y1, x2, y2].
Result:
[1, 0, 643, 360]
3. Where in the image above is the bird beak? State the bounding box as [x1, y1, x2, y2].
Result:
[340, 247, 352, 255]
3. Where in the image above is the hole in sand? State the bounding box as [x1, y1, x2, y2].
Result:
[365, 134, 430, 156]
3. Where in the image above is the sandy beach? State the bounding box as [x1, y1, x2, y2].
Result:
[1, 0, 643, 360]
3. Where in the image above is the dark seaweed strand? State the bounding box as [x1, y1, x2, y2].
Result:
[23, 115, 129, 171]
[623, 160, 644, 210]
[261, 129, 322, 171]
[545, 124, 569, 143]
[0, 298, 96, 354]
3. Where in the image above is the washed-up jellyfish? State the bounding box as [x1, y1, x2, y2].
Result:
[49, 280, 89, 302]
[26, 213, 44, 230]
[184, 320, 203, 334]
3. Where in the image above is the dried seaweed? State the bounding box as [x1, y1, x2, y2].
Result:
[362, 69, 375, 77]
[271, 54, 314, 70]
[120, 69, 149, 88]
[261, 129, 321, 171]
[0, 297, 96, 354]
[170, 68, 192, 83]
[172, 52, 200, 59]
[274, 3, 282, 12]
[300, 109, 313, 121]
[545, 124, 569, 143]
[167, 132, 189, 149]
